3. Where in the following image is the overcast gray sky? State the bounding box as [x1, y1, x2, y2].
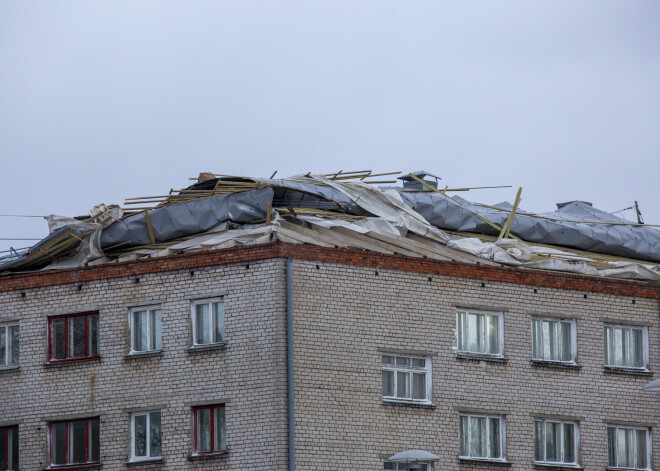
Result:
[1, 1, 659, 254]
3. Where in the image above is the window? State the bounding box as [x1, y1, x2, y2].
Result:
[605, 325, 648, 370]
[384, 462, 429, 470]
[534, 419, 578, 465]
[381, 354, 431, 403]
[129, 307, 162, 353]
[532, 318, 576, 363]
[0, 425, 19, 471]
[456, 309, 503, 356]
[459, 414, 505, 461]
[49, 417, 100, 467]
[0, 324, 19, 367]
[193, 405, 226, 455]
[607, 426, 651, 470]
[131, 411, 161, 462]
[48, 312, 99, 362]
[191, 299, 224, 346]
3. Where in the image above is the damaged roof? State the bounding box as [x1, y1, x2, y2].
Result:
[1, 170, 659, 282]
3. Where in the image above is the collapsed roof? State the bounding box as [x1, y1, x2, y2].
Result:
[1, 170, 659, 282]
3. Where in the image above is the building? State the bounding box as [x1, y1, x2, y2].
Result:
[1, 171, 659, 470]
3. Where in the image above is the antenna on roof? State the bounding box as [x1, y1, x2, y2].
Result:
[635, 201, 644, 225]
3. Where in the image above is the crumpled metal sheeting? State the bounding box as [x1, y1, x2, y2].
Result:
[100, 188, 274, 249]
[402, 194, 660, 263]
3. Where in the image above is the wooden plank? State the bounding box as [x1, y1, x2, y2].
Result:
[498, 187, 522, 241]
[143, 209, 156, 245]
[329, 226, 421, 257]
[406, 233, 499, 266]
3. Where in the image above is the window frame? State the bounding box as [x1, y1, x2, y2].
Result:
[604, 324, 649, 371]
[0, 424, 19, 471]
[47, 311, 100, 364]
[128, 306, 162, 354]
[533, 418, 579, 466]
[607, 425, 652, 470]
[0, 323, 19, 368]
[190, 298, 225, 347]
[130, 410, 162, 462]
[456, 309, 505, 357]
[383, 462, 430, 470]
[381, 354, 432, 404]
[192, 404, 226, 456]
[459, 414, 506, 462]
[48, 417, 100, 468]
[531, 317, 577, 364]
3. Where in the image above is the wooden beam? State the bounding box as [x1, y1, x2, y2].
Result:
[143, 209, 156, 245]
[498, 187, 522, 241]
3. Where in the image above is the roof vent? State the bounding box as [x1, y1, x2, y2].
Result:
[398, 170, 441, 190]
[556, 200, 592, 210]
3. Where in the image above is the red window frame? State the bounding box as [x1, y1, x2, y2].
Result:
[1, 425, 19, 471]
[192, 405, 226, 455]
[47, 311, 100, 364]
[48, 417, 99, 467]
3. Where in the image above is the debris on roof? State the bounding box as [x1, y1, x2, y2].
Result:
[1, 170, 659, 282]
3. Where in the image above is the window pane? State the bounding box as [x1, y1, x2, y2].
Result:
[9, 325, 19, 365]
[9, 426, 19, 470]
[395, 356, 410, 367]
[487, 315, 499, 355]
[470, 417, 486, 458]
[69, 420, 87, 463]
[51, 318, 67, 360]
[635, 429, 647, 469]
[133, 311, 148, 352]
[197, 409, 211, 452]
[382, 370, 394, 397]
[89, 418, 99, 462]
[214, 406, 226, 451]
[560, 322, 572, 362]
[213, 302, 224, 343]
[607, 427, 616, 467]
[488, 417, 500, 458]
[150, 412, 162, 457]
[563, 423, 575, 463]
[51, 423, 67, 465]
[89, 314, 98, 357]
[384, 463, 396, 470]
[134, 414, 147, 457]
[632, 329, 644, 368]
[382, 355, 394, 365]
[411, 358, 425, 368]
[617, 428, 632, 468]
[195, 304, 211, 344]
[534, 420, 543, 461]
[396, 372, 409, 398]
[412, 373, 426, 400]
[532, 320, 542, 359]
[151, 310, 162, 351]
[459, 416, 468, 456]
[457, 313, 465, 351]
[0, 328, 5, 366]
[468, 314, 484, 353]
[543, 321, 555, 360]
[545, 422, 560, 462]
[70, 316, 87, 358]
[605, 327, 614, 365]
[615, 328, 627, 367]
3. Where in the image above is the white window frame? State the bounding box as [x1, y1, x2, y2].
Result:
[128, 306, 162, 354]
[607, 425, 652, 470]
[459, 414, 506, 462]
[191, 298, 225, 346]
[130, 410, 162, 462]
[381, 354, 432, 404]
[0, 323, 19, 368]
[533, 419, 579, 466]
[604, 324, 649, 370]
[456, 309, 504, 357]
[531, 318, 577, 364]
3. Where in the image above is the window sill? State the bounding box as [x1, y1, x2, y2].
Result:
[459, 458, 511, 467]
[0, 365, 20, 374]
[530, 360, 582, 370]
[382, 399, 436, 408]
[43, 357, 102, 368]
[126, 457, 163, 466]
[187, 451, 228, 461]
[46, 463, 101, 470]
[603, 366, 653, 377]
[124, 350, 163, 360]
[534, 463, 582, 470]
[456, 352, 508, 364]
[186, 343, 228, 354]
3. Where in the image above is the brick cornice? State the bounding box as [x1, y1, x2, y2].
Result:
[1, 242, 659, 299]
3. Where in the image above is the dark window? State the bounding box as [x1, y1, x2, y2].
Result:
[0, 425, 19, 471]
[49, 418, 99, 467]
[193, 405, 226, 454]
[48, 312, 99, 362]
